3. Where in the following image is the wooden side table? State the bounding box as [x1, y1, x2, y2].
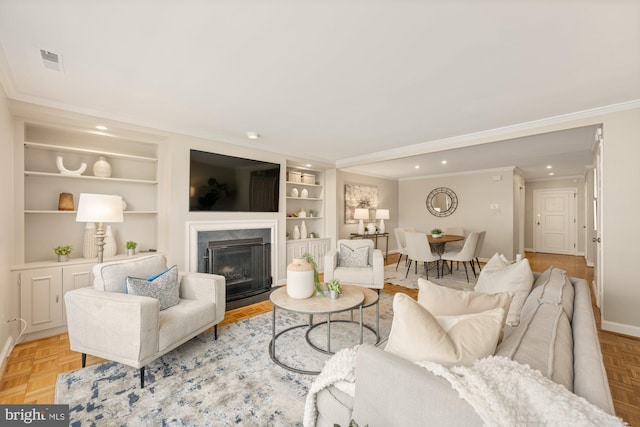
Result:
[350, 232, 389, 259]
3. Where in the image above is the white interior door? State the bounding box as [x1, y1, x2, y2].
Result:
[593, 136, 604, 308]
[534, 188, 577, 255]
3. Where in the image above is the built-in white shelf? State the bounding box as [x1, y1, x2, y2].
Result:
[24, 210, 158, 214]
[285, 180, 322, 187]
[286, 197, 322, 201]
[24, 141, 158, 163]
[24, 171, 158, 185]
[286, 217, 323, 220]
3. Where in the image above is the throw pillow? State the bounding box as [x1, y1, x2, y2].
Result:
[338, 243, 369, 267]
[474, 253, 534, 326]
[126, 265, 180, 310]
[385, 293, 504, 367]
[417, 278, 513, 327]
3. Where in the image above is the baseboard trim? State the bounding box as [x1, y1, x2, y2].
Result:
[601, 320, 640, 338]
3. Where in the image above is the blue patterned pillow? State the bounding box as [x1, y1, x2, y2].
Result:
[339, 244, 370, 267]
[126, 265, 180, 310]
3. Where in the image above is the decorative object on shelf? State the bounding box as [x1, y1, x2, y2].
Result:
[327, 279, 342, 299]
[286, 257, 315, 299]
[309, 232, 316, 238]
[82, 222, 97, 259]
[302, 172, 315, 184]
[54, 244, 73, 262]
[376, 209, 390, 233]
[58, 192, 74, 211]
[93, 156, 112, 178]
[293, 225, 301, 240]
[56, 156, 87, 176]
[426, 187, 458, 217]
[121, 197, 128, 211]
[76, 193, 124, 263]
[309, 209, 316, 218]
[104, 225, 117, 257]
[287, 170, 302, 183]
[298, 208, 306, 218]
[368, 223, 378, 234]
[354, 208, 369, 235]
[290, 188, 299, 198]
[431, 228, 443, 238]
[300, 188, 309, 198]
[126, 241, 137, 256]
[300, 221, 308, 239]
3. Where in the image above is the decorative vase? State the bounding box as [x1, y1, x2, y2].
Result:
[293, 225, 300, 240]
[93, 156, 112, 178]
[286, 258, 315, 299]
[58, 193, 74, 211]
[127, 248, 135, 256]
[330, 290, 340, 299]
[82, 222, 97, 258]
[57, 254, 69, 262]
[432, 233, 442, 238]
[104, 225, 117, 257]
[56, 156, 87, 176]
[300, 188, 308, 198]
[290, 188, 299, 197]
[298, 208, 306, 218]
[300, 221, 308, 239]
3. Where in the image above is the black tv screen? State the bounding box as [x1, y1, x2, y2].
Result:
[189, 149, 280, 212]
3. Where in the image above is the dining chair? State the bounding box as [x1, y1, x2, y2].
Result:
[440, 231, 480, 282]
[405, 231, 440, 280]
[393, 227, 414, 271]
[444, 227, 464, 270]
[472, 230, 486, 272]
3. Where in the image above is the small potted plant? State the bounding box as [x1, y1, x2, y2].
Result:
[327, 279, 342, 299]
[309, 209, 316, 218]
[431, 228, 443, 238]
[126, 241, 137, 256]
[54, 245, 73, 262]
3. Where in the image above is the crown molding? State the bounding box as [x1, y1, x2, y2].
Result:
[399, 166, 516, 181]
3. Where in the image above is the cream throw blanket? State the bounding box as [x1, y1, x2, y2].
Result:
[417, 356, 626, 427]
[304, 348, 626, 427]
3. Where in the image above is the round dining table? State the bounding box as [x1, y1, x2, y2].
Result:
[427, 234, 464, 255]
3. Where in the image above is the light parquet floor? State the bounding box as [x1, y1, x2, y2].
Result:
[1, 252, 639, 425]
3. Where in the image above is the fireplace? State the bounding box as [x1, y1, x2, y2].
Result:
[205, 238, 272, 302]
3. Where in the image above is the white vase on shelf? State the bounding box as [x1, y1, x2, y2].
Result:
[82, 222, 97, 259]
[300, 221, 308, 239]
[300, 188, 308, 198]
[293, 225, 301, 240]
[290, 188, 299, 197]
[93, 156, 112, 178]
[104, 225, 117, 257]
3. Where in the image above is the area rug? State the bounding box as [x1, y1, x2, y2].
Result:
[55, 293, 394, 426]
[384, 261, 478, 290]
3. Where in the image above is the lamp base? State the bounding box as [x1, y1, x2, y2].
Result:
[357, 220, 365, 235]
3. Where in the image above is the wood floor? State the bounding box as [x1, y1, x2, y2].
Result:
[1, 252, 639, 425]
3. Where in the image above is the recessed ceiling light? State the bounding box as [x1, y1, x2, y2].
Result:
[549, 172, 555, 176]
[441, 160, 447, 165]
[414, 165, 420, 169]
[305, 164, 312, 168]
[95, 125, 108, 131]
[247, 132, 260, 140]
[546, 165, 552, 169]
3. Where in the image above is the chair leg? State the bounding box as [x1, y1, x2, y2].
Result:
[405, 260, 413, 278]
[424, 262, 429, 280]
[81, 353, 86, 368]
[140, 367, 145, 388]
[470, 261, 477, 278]
[395, 254, 403, 271]
[463, 262, 469, 282]
[214, 324, 218, 340]
[475, 257, 482, 272]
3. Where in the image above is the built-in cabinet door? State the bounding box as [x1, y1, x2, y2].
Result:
[62, 264, 93, 324]
[286, 241, 308, 267]
[19, 267, 63, 333]
[308, 238, 331, 271]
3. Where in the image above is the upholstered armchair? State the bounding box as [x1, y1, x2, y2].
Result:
[324, 239, 384, 290]
[65, 255, 225, 388]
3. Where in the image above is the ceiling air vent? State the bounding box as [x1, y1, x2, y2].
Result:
[40, 49, 63, 72]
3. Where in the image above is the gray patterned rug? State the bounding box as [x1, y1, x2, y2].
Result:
[55, 293, 394, 426]
[384, 260, 478, 290]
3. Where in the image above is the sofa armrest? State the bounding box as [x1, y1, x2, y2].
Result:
[323, 249, 339, 282]
[179, 272, 226, 324]
[351, 346, 482, 427]
[64, 287, 160, 368]
[372, 249, 384, 288]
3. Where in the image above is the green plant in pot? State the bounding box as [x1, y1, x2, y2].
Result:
[54, 244, 73, 262]
[327, 279, 342, 299]
[301, 252, 323, 293]
[126, 240, 137, 256]
[431, 228, 443, 238]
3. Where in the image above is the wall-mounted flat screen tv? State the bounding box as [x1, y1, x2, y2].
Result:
[189, 149, 281, 212]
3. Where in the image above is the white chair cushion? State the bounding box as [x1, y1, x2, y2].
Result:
[158, 298, 216, 351]
[385, 293, 504, 367]
[333, 266, 374, 286]
[93, 255, 167, 293]
[474, 253, 534, 326]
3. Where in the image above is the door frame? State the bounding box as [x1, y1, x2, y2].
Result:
[533, 187, 578, 255]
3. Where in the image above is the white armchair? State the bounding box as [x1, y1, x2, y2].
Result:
[324, 239, 384, 290]
[65, 255, 225, 388]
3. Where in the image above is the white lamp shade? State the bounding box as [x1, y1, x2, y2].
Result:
[375, 209, 390, 220]
[76, 193, 124, 223]
[354, 208, 370, 220]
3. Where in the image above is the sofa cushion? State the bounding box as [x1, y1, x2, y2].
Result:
[339, 243, 369, 267]
[126, 265, 180, 310]
[474, 253, 534, 326]
[523, 266, 575, 321]
[495, 302, 574, 391]
[93, 255, 167, 293]
[158, 298, 215, 351]
[417, 279, 513, 326]
[385, 293, 504, 367]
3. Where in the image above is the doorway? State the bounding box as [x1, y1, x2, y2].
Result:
[533, 188, 578, 255]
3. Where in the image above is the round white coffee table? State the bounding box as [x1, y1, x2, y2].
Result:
[269, 285, 365, 375]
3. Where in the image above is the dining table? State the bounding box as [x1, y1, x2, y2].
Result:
[427, 234, 465, 255]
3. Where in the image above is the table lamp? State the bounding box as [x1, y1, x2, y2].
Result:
[354, 208, 369, 235]
[76, 193, 124, 263]
[375, 209, 390, 233]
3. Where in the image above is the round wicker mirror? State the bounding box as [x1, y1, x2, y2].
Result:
[426, 187, 458, 217]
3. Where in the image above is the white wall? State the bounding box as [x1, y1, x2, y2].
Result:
[336, 171, 399, 252]
[399, 168, 516, 259]
[0, 83, 16, 369]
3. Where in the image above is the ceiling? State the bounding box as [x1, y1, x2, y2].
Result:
[0, 1, 638, 180]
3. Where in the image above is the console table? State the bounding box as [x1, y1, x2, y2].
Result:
[350, 232, 389, 259]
